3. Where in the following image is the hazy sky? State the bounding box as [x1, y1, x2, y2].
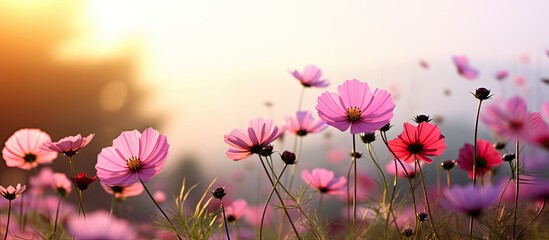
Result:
[7, 0, 549, 178]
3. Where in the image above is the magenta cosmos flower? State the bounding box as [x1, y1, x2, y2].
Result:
[316, 79, 395, 134]
[2, 128, 58, 170]
[41, 133, 94, 157]
[452, 55, 479, 80]
[456, 139, 503, 178]
[0, 184, 26, 200]
[96, 127, 169, 186]
[224, 118, 287, 161]
[481, 96, 545, 140]
[443, 184, 499, 217]
[285, 110, 327, 136]
[302, 168, 346, 195]
[68, 211, 137, 240]
[495, 69, 509, 81]
[291, 65, 329, 88]
[387, 122, 446, 163]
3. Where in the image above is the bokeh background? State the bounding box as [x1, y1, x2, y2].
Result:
[2, 0, 549, 216]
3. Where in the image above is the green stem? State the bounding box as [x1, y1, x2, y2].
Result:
[367, 143, 389, 239]
[53, 196, 61, 240]
[416, 159, 438, 239]
[139, 178, 183, 240]
[68, 156, 86, 217]
[4, 200, 11, 240]
[513, 139, 520, 239]
[221, 200, 231, 240]
[260, 164, 289, 239]
[258, 157, 301, 240]
[351, 134, 357, 236]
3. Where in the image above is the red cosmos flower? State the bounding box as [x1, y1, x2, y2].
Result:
[387, 122, 446, 163]
[456, 139, 503, 178]
[72, 173, 97, 191]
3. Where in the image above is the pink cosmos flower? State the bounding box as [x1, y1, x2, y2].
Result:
[387, 122, 446, 163]
[385, 159, 419, 178]
[29, 167, 54, 196]
[225, 199, 247, 222]
[95, 127, 169, 186]
[481, 96, 545, 140]
[452, 55, 479, 80]
[41, 133, 94, 157]
[442, 184, 499, 217]
[531, 122, 549, 151]
[302, 168, 346, 195]
[291, 65, 329, 88]
[101, 182, 144, 200]
[514, 75, 526, 86]
[224, 118, 287, 161]
[456, 139, 503, 178]
[285, 111, 327, 136]
[68, 211, 137, 240]
[52, 173, 72, 196]
[316, 79, 395, 134]
[2, 128, 58, 170]
[0, 184, 26, 200]
[495, 69, 509, 81]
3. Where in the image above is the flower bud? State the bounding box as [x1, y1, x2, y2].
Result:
[473, 88, 492, 100]
[413, 115, 432, 124]
[281, 151, 296, 165]
[441, 160, 456, 170]
[212, 187, 226, 199]
[359, 132, 376, 144]
[503, 153, 516, 162]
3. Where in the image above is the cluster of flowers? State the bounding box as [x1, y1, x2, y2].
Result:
[1, 61, 548, 239]
[0, 128, 174, 239]
[219, 64, 549, 239]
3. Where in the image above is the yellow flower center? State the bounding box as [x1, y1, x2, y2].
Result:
[346, 107, 362, 122]
[127, 156, 142, 173]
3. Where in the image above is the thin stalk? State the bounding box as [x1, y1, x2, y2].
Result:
[139, 178, 182, 240]
[513, 139, 520, 239]
[109, 196, 115, 217]
[233, 221, 239, 240]
[258, 157, 301, 240]
[68, 156, 86, 217]
[472, 100, 484, 187]
[381, 132, 419, 229]
[469, 217, 474, 240]
[260, 164, 289, 239]
[446, 170, 452, 188]
[367, 142, 389, 239]
[220, 200, 231, 240]
[517, 199, 545, 237]
[346, 158, 353, 228]
[351, 134, 358, 235]
[53, 196, 62, 240]
[297, 87, 305, 111]
[416, 159, 438, 239]
[4, 200, 11, 240]
[497, 178, 512, 221]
